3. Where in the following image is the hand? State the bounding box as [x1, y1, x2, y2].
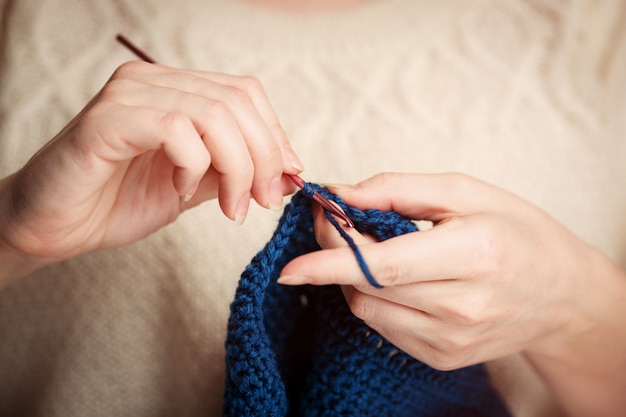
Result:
[0, 61, 303, 284]
[280, 172, 626, 416]
[282, 172, 593, 367]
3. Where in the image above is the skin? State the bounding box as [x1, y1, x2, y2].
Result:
[0, 61, 303, 289]
[279, 172, 626, 417]
[1, 2, 623, 414]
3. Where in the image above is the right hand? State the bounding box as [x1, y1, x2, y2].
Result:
[280, 172, 626, 416]
[0, 61, 303, 283]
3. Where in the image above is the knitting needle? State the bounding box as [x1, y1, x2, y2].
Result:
[115, 34, 355, 228]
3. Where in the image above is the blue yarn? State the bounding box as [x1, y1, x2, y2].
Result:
[325, 210, 380, 287]
[301, 181, 382, 288]
[223, 185, 511, 417]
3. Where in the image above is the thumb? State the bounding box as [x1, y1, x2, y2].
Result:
[328, 172, 509, 223]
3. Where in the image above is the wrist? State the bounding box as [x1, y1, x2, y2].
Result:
[523, 248, 626, 416]
[0, 175, 50, 289]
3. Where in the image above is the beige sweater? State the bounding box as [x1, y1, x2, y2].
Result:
[0, 0, 624, 416]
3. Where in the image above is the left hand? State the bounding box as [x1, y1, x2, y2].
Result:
[279, 172, 612, 371]
[0, 62, 303, 288]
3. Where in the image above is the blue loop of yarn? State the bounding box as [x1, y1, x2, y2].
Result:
[300, 181, 383, 288]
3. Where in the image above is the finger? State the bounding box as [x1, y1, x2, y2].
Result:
[105, 74, 277, 210]
[115, 63, 302, 207]
[79, 102, 210, 200]
[191, 101, 255, 219]
[366, 323, 476, 371]
[342, 286, 481, 370]
[192, 71, 304, 173]
[328, 172, 522, 223]
[310, 203, 371, 250]
[181, 167, 220, 208]
[352, 278, 487, 324]
[350, 281, 446, 315]
[341, 286, 441, 348]
[176, 76, 284, 210]
[155, 90, 255, 220]
[185, 167, 292, 217]
[280, 217, 476, 287]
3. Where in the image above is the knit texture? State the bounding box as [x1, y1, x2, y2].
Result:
[1, 1, 625, 416]
[223, 186, 511, 416]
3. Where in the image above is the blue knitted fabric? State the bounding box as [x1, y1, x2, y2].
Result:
[223, 185, 511, 417]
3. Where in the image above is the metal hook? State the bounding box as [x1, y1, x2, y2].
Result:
[287, 175, 354, 228]
[115, 34, 355, 229]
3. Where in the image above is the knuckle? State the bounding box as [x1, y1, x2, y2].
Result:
[226, 155, 254, 182]
[369, 172, 395, 188]
[239, 160, 255, 180]
[425, 348, 471, 371]
[450, 305, 482, 328]
[441, 172, 479, 199]
[97, 78, 134, 103]
[111, 60, 150, 80]
[375, 261, 405, 287]
[444, 171, 473, 187]
[433, 330, 473, 354]
[441, 293, 491, 328]
[345, 291, 378, 322]
[260, 145, 283, 166]
[223, 85, 253, 106]
[443, 171, 470, 183]
[158, 111, 190, 134]
[199, 99, 231, 119]
[236, 75, 264, 94]
[469, 225, 504, 277]
[248, 131, 283, 163]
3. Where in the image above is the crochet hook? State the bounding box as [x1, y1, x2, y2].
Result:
[115, 34, 355, 229]
[116, 34, 156, 63]
[287, 175, 354, 228]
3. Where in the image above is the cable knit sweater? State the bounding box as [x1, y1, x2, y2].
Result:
[0, 1, 624, 416]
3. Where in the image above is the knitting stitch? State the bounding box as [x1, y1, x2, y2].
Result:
[301, 182, 383, 288]
[223, 185, 511, 417]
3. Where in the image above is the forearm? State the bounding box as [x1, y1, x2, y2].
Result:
[524, 250, 626, 417]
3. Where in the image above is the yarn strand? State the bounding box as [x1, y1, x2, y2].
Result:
[301, 182, 382, 288]
[323, 210, 382, 289]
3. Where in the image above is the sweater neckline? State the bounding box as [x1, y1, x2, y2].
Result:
[233, 0, 384, 15]
[179, 0, 431, 62]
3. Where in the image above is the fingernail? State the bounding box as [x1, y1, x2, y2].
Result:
[268, 176, 283, 211]
[184, 182, 200, 202]
[234, 193, 250, 225]
[277, 275, 309, 286]
[287, 148, 304, 172]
